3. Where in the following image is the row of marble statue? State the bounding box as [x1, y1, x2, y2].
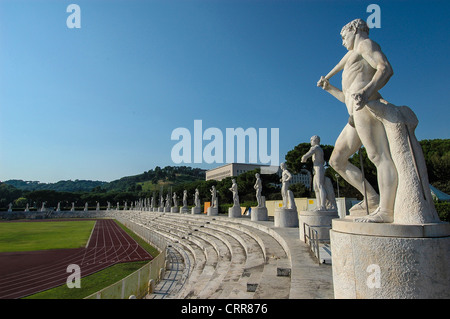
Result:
[9, 137, 336, 216]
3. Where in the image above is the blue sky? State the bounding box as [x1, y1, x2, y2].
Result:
[0, 0, 449, 183]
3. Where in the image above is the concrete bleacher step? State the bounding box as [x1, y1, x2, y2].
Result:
[160, 213, 293, 299]
[143, 213, 251, 299]
[158, 214, 255, 299]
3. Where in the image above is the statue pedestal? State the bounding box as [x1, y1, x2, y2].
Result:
[251, 207, 268, 221]
[207, 207, 218, 216]
[158, 207, 164, 212]
[170, 207, 179, 213]
[299, 210, 338, 242]
[180, 206, 190, 214]
[228, 206, 242, 218]
[191, 206, 202, 214]
[274, 207, 298, 227]
[330, 219, 450, 298]
[164, 207, 171, 212]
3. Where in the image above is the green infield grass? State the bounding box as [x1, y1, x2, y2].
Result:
[24, 260, 149, 299]
[0, 220, 96, 252]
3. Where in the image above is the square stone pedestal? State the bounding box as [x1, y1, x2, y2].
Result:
[228, 206, 242, 218]
[274, 207, 299, 227]
[207, 207, 218, 216]
[251, 207, 268, 221]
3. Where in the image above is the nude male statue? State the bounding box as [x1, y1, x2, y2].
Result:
[301, 135, 327, 211]
[280, 163, 292, 208]
[317, 19, 396, 223]
[254, 173, 263, 207]
[210, 185, 217, 208]
[183, 190, 188, 207]
[229, 179, 239, 207]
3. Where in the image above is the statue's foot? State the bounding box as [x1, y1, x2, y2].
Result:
[349, 195, 379, 215]
[355, 207, 394, 223]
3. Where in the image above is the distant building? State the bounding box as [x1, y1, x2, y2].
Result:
[205, 163, 268, 181]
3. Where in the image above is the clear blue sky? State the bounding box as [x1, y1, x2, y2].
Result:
[0, 0, 449, 183]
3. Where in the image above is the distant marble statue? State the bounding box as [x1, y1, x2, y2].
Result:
[116, 202, 120, 210]
[317, 18, 439, 224]
[181, 190, 189, 213]
[252, 173, 268, 221]
[165, 194, 171, 208]
[25, 203, 30, 212]
[229, 179, 239, 207]
[207, 186, 219, 216]
[274, 164, 298, 227]
[183, 190, 188, 207]
[172, 192, 178, 208]
[301, 135, 337, 211]
[192, 189, 202, 214]
[107, 201, 111, 210]
[123, 201, 127, 210]
[254, 173, 263, 207]
[159, 194, 164, 208]
[210, 186, 217, 208]
[96, 202, 100, 211]
[71, 202, 75, 211]
[8, 203, 12, 212]
[84, 202, 88, 212]
[227, 179, 242, 218]
[280, 163, 292, 208]
[41, 202, 46, 212]
[150, 197, 155, 210]
[56, 202, 61, 212]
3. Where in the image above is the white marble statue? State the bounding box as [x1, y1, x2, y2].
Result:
[280, 163, 292, 208]
[301, 135, 336, 211]
[254, 173, 263, 207]
[165, 194, 171, 208]
[41, 202, 46, 212]
[71, 202, 75, 211]
[25, 203, 29, 212]
[317, 19, 439, 224]
[8, 203, 12, 212]
[159, 194, 164, 208]
[172, 192, 178, 208]
[194, 189, 200, 207]
[56, 202, 61, 212]
[229, 179, 239, 207]
[183, 190, 188, 207]
[210, 186, 218, 208]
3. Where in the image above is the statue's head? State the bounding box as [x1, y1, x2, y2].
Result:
[340, 19, 369, 50]
[255, 173, 260, 178]
[341, 19, 369, 36]
[311, 135, 320, 145]
[280, 162, 286, 170]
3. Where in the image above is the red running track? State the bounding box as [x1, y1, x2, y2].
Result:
[0, 219, 153, 299]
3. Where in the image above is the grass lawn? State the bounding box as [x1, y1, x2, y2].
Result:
[24, 260, 148, 299]
[0, 220, 96, 252]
